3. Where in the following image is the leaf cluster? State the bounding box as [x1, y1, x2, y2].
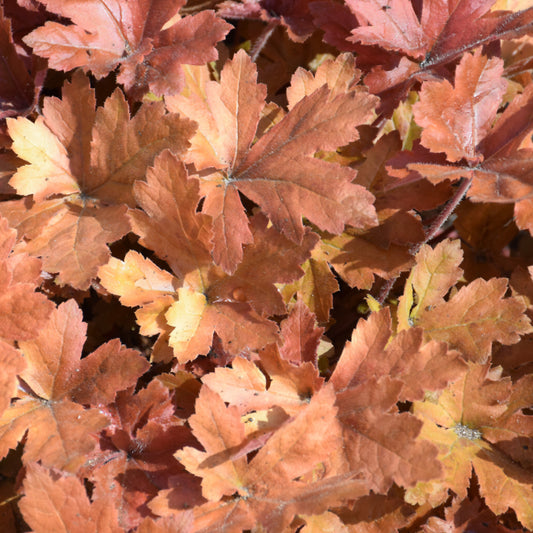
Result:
[0, 0, 533, 531]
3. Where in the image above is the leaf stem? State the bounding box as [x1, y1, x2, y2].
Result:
[250, 20, 279, 62]
[376, 177, 472, 305]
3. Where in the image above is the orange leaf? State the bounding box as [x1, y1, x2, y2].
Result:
[420, 278, 532, 362]
[2, 72, 195, 289]
[0, 216, 52, 341]
[411, 363, 533, 529]
[176, 385, 248, 501]
[23, 0, 231, 98]
[413, 50, 507, 163]
[0, 300, 145, 472]
[168, 50, 378, 272]
[332, 308, 467, 401]
[19, 463, 121, 533]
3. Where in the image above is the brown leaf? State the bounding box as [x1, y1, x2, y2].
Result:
[19, 463, 121, 533]
[3, 73, 195, 289]
[0, 300, 147, 471]
[176, 385, 248, 501]
[332, 308, 467, 401]
[24, 0, 231, 98]
[420, 278, 532, 362]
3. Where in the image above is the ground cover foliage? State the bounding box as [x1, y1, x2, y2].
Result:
[0, 0, 533, 531]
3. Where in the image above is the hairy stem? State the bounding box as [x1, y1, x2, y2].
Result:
[376, 177, 472, 305]
[250, 20, 279, 62]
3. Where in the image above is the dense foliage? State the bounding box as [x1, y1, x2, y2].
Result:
[1, 0, 533, 531]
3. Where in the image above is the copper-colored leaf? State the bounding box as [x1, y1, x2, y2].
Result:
[332, 308, 466, 401]
[168, 51, 378, 272]
[420, 278, 532, 362]
[24, 0, 231, 98]
[0, 216, 52, 340]
[3, 72, 195, 289]
[336, 377, 442, 492]
[413, 50, 507, 163]
[176, 385, 248, 501]
[87, 379, 193, 530]
[20, 463, 121, 533]
[411, 363, 533, 529]
[0, 300, 147, 471]
[278, 300, 323, 365]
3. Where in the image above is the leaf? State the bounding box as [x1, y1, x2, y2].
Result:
[410, 363, 533, 529]
[419, 277, 532, 362]
[278, 300, 323, 365]
[286, 52, 363, 108]
[130, 149, 213, 288]
[208, 213, 320, 317]
[397, 239, 463, 330]
[279, 248, 339, 325]
[2, 72, 195, 289]
[202, 346, 323, 419]
[23, 0, 232, 98]
[413, 50, 507, 164]
[70, 339, 150, 406]
[0, 6, 41, 120]
[331, 308, 467, 401]
[137, 515, 194, 533]
[104, 150, 324, 362]
[218, 0, 317, 42]
[422, 496, 518, 533]
[242, 385, 368, 530]
[336, 377, 442, 492]
[0, 340, 25, 417]
[345, 0, 533, 111]
[86, 379, 194, 530]
[321, 225, 414, 290]
[235, 84, 378, 242]
[0, 215, 53, 341]
[389, 65, 533, 204]
[299, 511, 349, 533]
[19, 463, 121, 533]
[180, 383, 367, 531]
[0, 300, 145, 471]
[176, 385, 248, 501]
[167, 50, 378, 272]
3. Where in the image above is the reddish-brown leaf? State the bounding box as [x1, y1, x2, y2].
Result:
[0, 300, 146, 472]
[0, 7, 42, 120]
[0, 301, 108, 471]
[278, 300, 323, 365]
[137, 514, 193, 533]
[218, 0, 317, 42]
[19, 463, 121, 533]
[167, 51, 378, 272]
[105, 151, 325, 362]
[336, 377, 442, 492]
[389, 66, 533, 204]
[0, 216, 52, 340]
[411, 363, 533, 529]
[345, 0, 533, 111]
[87, 379, 194, 530]
[208, 213, 319, 317]
[235, 84, 378, 242]
[23, 0, 231, 98]
[176, 385, 248, 501]
[413, 50, 507, 164]
[0, 340, 25, 417]
[3, 73, 195, 289]
[331, 308, 466, 401]
[70, 339, 150, 406]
